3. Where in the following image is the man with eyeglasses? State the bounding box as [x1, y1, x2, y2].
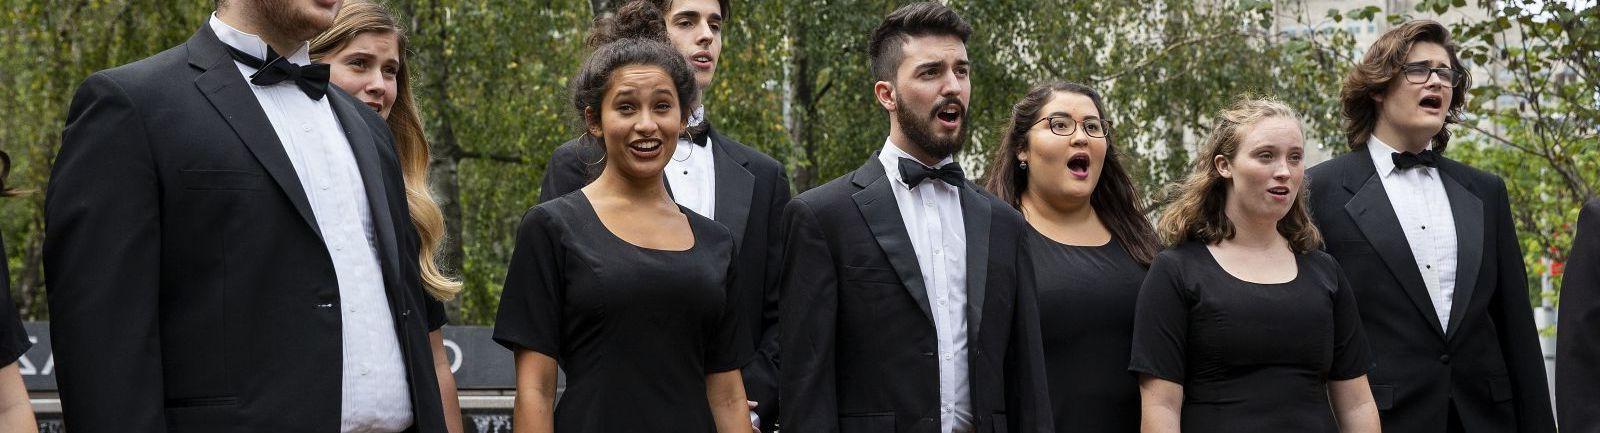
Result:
[1306, 20, 1555, 433]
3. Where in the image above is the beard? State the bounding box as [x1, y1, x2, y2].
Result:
[895, 93, 968, 161]
[253, 0, 336, 44]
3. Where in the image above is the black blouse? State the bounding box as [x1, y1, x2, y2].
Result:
[1129, 241, 1371, 433]
[1028, 231, 1144, 433]
[493, 191, 749, 433]
[0, 234, 32, 364]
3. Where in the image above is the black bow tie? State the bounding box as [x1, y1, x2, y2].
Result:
[899, 158, 965, 189]
[685, 120, 711, 147]
[224, 44, 330, 100]
[1392, 149, 1439, 170]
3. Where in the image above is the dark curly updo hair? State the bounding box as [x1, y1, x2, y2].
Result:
[586, 0, 671, 48]
[575, 0, 693, 121]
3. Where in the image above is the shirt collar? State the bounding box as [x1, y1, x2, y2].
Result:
[879, 138, 955, 187]
[1367, 135, 1436, 177]
[688, 105, 707, 129]
[208, 13, 312, 69]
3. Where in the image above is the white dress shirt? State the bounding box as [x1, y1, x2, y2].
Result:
[210, 15, 413, 433]
[878, 140, 972, 433]
[665, 106, 717, 219]
[1369, 136, 1459, 330]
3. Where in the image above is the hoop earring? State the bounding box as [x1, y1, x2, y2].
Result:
[672, 133, 694, 163]
[583, 139, 607, 166]
[1019, 161, 1029, 170]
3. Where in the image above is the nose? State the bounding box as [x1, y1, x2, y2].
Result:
[364, 72, 386, 97]
[1272, 161, 1292, 180]
[695, 22, 714, 47]
[634, 112, 660, 136]
[940, 72, 964, 98]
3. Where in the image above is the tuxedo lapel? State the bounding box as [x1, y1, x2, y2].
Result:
[959, 182, 990, 338]
[710, 131, 755, 248]
[1439, 162, 1484, 339]
[1342, 157, 1446, 338]
[851, 155, 935, 324]
[188, 25, 322, 239]
[329, 91, 406, 297]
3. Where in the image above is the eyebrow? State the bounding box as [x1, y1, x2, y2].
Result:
[673, 10, 722, 22]
[1404, 60, 1450, 68]
[1046, 112, 1100, 120]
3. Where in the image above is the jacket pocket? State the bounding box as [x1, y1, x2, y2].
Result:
[180, 169, 267, 191]
[839, 412, 895, 433]
[1370, 384, 1395, 410]
[1487, 375, 1514, 402]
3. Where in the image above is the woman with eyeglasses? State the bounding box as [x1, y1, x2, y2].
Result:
[984, 82, 1159, 432]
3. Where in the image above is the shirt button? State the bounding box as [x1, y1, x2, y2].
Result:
[943, 353, 953, 360]
[301, 123, 311, 132]
[1426, 264, 1432, 269]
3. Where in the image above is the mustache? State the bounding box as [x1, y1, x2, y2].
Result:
[928, 97, 966, 119]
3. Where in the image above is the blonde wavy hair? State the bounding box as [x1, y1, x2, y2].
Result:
[1156, 96, 1322, 253]
[311, 0, 462, 301]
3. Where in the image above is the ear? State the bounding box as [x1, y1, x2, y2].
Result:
[1371, 91, 1385, 105]
[1214, 154, 1233, 179]
[874, 81, 897, 112]
[584, 107, 602, 137]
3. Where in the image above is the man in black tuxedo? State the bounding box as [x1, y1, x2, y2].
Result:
[1557, 199, 1600, 433]
[1307, 20, 1554, 433]
[778, 3, 1050, 433]
[44, 1, 449, 432]
[537, 0, 790, 429]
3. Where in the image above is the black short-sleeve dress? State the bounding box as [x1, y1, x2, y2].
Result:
[1128, 241, 1372, 433]
[493, 191, 750, 432]
[1027, 230, 1144, 433]
[0, 235, 33, 365]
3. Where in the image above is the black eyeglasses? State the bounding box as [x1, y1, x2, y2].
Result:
[1031, 116, 1111, 138]
[1401, 64, 1465, 88]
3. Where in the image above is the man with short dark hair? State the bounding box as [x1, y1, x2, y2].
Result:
[46, 0, 451, 431]
[1307, 20, 1555, 433]
[778, 3, 1051, 432]
[537, 0, 790, 430]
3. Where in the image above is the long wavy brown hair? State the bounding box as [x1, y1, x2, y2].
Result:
[1156, 96, 1322, 253]
[1340, 20, 1468, 152]
[311, 0, 461, 301]
[983, 82, 1158, 266]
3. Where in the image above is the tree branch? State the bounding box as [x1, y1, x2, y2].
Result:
[459, 150, 530, 164]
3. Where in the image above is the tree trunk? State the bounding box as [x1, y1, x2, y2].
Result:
[788, 14, 819, 191]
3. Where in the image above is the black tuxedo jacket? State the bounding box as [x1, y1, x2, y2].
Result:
[537, 131, 790, 430]
[778, 154, 1051, 433]
[1307, 152, 1554, 433]
[44, 25, 447, 433]
[1557, 199, 1600, 432]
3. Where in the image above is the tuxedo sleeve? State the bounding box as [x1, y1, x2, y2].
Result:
[1557, 200, 1600, 433]
[1485, 178, 1556, 432]
[745, 168, 790, 431]
[536, 138, 595, 204]
[1005, 240, 1054, 433]
[44, 72, 168, 433]
[777, 198, 840, 433]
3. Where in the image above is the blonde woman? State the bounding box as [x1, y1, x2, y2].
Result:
[312, 2, 465, 432]
[1130, 98, 1380, 433]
